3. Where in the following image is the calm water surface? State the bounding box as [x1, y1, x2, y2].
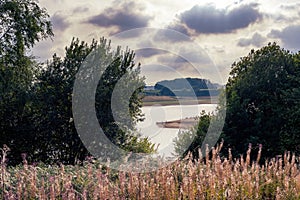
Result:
[137, 104, 217, 157]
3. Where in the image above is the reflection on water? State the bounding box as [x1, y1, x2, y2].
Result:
[137, 104, 217, 157]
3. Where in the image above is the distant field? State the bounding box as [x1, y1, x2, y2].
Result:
[142, 96, 218, 106]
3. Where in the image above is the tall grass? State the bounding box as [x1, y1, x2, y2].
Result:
[1, 143, 299, 199]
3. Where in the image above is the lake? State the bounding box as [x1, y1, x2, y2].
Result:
[137, 104, 218, 157]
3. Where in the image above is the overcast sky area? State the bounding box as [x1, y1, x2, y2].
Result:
[31, 0, 300, 85]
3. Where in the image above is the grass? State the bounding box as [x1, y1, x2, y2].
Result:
[1, 143, 300, 199]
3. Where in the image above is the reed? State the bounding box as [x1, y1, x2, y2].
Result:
[0, 144, 299, 199]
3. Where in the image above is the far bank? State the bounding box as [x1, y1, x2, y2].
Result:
[142, 96, 219, 106]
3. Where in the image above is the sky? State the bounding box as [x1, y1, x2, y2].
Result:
[31, 0, 300, 85]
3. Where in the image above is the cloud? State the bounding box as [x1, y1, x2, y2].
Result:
[112, 28, 147, 39]
[178, 3, 262, 34]
[211, 45, 225, 53]
[73, 6, 89, 13]
[51, 12, 70, 32]
[268, 25, 300, 51]
[135, 48, 167, 58]
[265, 3, 300, 23]
[157, 48, 212, 71]
[237, 33, 266, 47]
[86, 1, 153, 34]
[167, 23, 190, 36]
[280, 3, 300, 11]
[154, 27, 193, 43]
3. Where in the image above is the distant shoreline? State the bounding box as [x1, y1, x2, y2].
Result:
[142, 95, 218, 107]
[156, 117, 199, 129]
[142, 96, 217, 129]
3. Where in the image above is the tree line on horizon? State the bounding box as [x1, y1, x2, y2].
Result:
[144, 78, 222, 97]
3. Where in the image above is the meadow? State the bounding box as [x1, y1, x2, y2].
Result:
[1, 143, 299, 199]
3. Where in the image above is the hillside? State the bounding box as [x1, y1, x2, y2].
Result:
[144, 78, 222, 97]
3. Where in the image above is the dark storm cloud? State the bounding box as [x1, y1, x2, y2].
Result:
[51, 12, 70, 32]
[238, 33, 266, 47]
[179, 3, 262, 34]
[86, 1, 152, 33]
[268, 25, 300, 51]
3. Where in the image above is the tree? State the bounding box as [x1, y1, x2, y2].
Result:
[33, 38, 155, 164]
[0, 0, 53, 62]
[0, 0, 53, 164]
[174, 43, 300, 161]
[154, 78, 221, 97]
[222, 43, 300, 160]
[174, 111, 211, 158]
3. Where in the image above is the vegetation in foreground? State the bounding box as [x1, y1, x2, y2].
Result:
[1, 143, 300, 199]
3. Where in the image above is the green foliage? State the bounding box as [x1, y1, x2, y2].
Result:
[33, 38, 155, 164]
[174, 111, 211, 158]
[0, 0, 153, 164]
[0, 0, 52, 164]
[222, 42, 300, 160]
[32, 39, 93, 163]
[0, 0, 53, 61]
[174, 43, 300, 162]
[0, 56, 37, 164]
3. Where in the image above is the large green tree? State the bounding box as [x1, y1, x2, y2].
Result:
[0, 0, 53, 164]
[33, 38, 154, 164]
[174, 43, 300, 161]
[0, 0, 153, 164]
[222, 43, 300, 159]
